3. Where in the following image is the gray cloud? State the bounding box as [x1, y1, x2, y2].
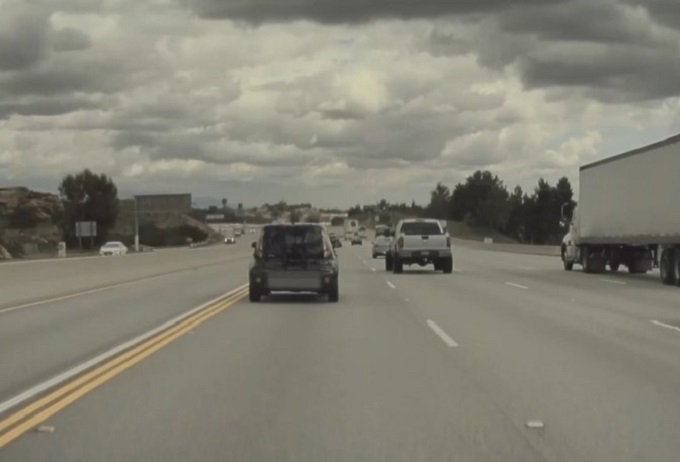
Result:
[624, 0, 680, 29]
[51, 28, 92, 52]
[4, 0, 680, 208]
[517, 43, 680, 102]
[0, 4, 49, 71]
[426, 0, 680, 102]
[184, 0, 566, 24]
[0, 97, 101, 119]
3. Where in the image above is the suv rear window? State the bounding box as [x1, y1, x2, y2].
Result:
[400, 222, 443, 236]
[262, 225, 325, 259]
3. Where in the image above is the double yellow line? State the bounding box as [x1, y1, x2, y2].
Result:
[0, 287, 248, 449]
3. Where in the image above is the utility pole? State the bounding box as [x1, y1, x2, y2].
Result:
[134, 196, 140, 252]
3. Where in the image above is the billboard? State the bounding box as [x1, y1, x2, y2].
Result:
[135, 194, 192, 214]
[75, 221, 97, 237]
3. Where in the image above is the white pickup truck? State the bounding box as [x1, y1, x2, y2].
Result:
[385, 218, 453, 274]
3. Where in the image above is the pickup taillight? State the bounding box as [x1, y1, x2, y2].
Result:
[446, 236, 451, 248]
[324, 248, 332, 259]
[397, 236, 404, 249]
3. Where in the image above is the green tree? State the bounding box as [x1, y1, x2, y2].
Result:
[59, 169, 119, 246]
[289, 210, 301, 224]
[449, 170, 509, 230]
[427, 182, 451, 219]
[306, 212, 321, 223]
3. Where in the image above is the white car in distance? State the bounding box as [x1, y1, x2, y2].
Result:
[99, 241, 128, 256]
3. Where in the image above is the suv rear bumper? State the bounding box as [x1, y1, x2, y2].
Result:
[250, 267, 338, 293]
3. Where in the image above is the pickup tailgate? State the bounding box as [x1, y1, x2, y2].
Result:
[402, 234, 448, 251]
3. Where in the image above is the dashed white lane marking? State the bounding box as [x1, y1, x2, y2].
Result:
[600, 278, 627, 285]
[371, 267, 376, 272]
[427, 320, 459, 347]
[386, 281, 396, 289]
[526, 420, 544, 429]
[651, 320, 680, 333]
[505, 282, 528, 290]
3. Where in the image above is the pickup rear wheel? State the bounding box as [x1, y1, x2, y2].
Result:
[393, 256, 403, 274]
[441, 257, 453, 274]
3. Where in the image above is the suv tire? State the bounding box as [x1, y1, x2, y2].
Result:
[328, 285, 339, 303]
[249, 286, 261, 302]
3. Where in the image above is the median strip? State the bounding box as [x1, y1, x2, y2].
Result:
[0, 285, 248, 449]
[0, 256, 248, 315]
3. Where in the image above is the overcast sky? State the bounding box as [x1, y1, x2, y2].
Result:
[1, 0, 679, 207]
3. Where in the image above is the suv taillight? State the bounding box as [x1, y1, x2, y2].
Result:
[446, 236, 451, 248]
[397, 236, 404, 249]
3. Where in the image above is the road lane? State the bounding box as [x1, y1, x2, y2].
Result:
[0, 240, 255, 310]
[0, 245, 546, 462]
[2, 240, 680, 461]
[352, 244, 680, 462]
[0, 248, 250, 406]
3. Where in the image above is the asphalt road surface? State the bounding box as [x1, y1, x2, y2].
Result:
[1, 238, 680, 461]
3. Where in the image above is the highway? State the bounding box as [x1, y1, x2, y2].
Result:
[1, 237, 680, 461]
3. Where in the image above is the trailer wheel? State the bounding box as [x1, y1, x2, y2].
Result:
[562, 246, 574, 271]
[609, 262, 620, 272]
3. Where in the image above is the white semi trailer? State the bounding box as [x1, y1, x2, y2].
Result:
[561, 133, 680, 286]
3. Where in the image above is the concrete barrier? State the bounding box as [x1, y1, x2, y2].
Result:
[451, 237, 560, 257]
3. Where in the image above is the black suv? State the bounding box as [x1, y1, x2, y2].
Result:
[249, 224, 339, 302]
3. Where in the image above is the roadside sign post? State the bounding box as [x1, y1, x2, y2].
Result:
[75, 221, 97, 250]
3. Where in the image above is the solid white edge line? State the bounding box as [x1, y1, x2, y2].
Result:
[427, 320, 458, 347]
[651, 320, 680, 333]
[0, 283, 249, 415]
[505, 282, 529, 290]
[386, 281, 396, 289]
[600, 278, 627, 285]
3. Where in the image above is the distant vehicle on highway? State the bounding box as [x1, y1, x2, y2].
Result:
[350, 232, 363, 246]
[372, 235, 391, 258]
[224, 236, 236, 244]
[329, 233, 343, 249]
[344, 218, 359, 240]
[249, 223, 339, 302]
[99, 241, 128, 256]
[386, 218, 453, 273]
[561, 134, 680, 287]
[375, 224, 390, 237]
